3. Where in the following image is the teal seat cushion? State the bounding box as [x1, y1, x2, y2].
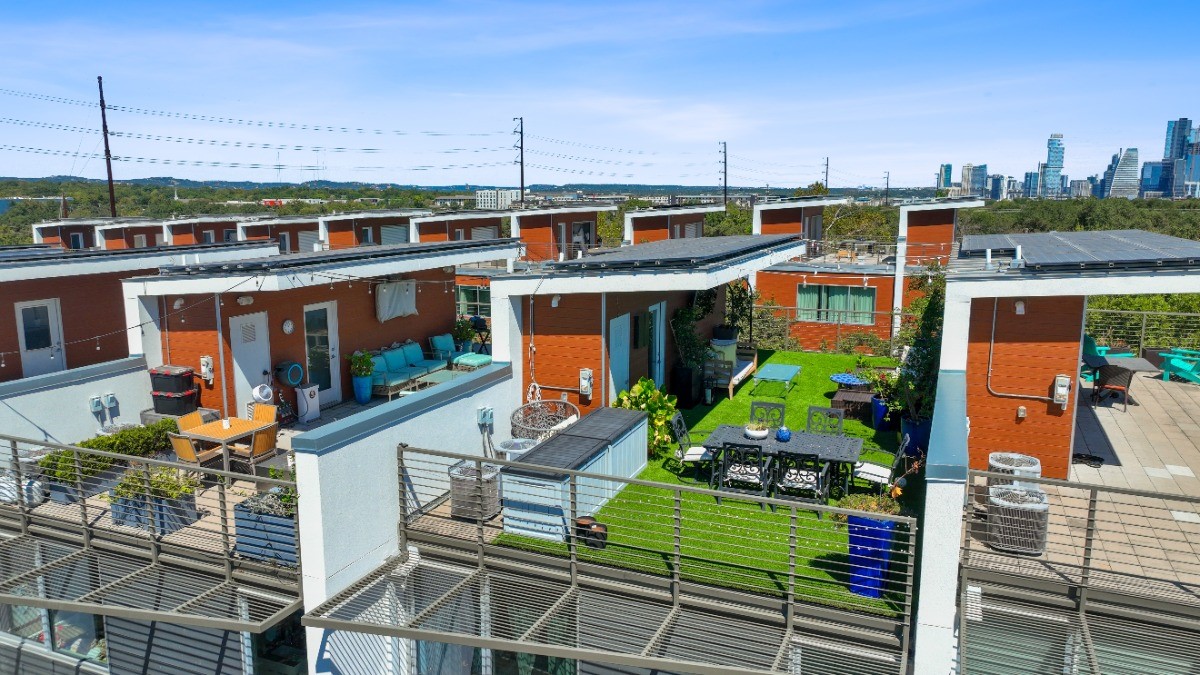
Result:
[430, 334, 455, 355]
[383, 348, 409, 372]
[400, 342, 424, 366]
[414, 359, 446, 373]
[455, 353, 492, 368]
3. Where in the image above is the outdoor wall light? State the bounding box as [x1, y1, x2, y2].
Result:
[236, 296, 254, 306]
[172, 298, 185, 310]
[551, 294, 561, 308]
[1014, 300, 1026, 315]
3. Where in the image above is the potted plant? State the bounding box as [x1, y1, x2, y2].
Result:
[894, 267, 945, 456]
[346, 350, 375, 404]
[744, 421, 770, 440]
[613, 377, 678, 458]
[234, 470, 299, 565]
[718, 280, 753, 341]
[106, 467, 201, 536]
[452, 316, 477, 352]
[670, 305, 709, 408]
[866, 369, 900, 431]
[39, 450, 121, 504]
[834, 493, 902, 599]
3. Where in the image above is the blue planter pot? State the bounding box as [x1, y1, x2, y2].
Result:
[109, 492, 199, 535]
[234, 502, 298, 565]
[900, 417, 932, 457]
[351, 375, 373, 404]
[847, 515, 897, 598]
[871, 396, 897, 431]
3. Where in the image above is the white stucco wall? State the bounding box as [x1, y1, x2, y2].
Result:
[0, 357, 153, 444]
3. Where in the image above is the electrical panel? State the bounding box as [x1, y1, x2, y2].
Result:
[477, 406, 493, 425]
[199, 355, 215, 384]
[1052, 374, 1071, 410]
[89, 396, 104, 414]
[579, 368, 593, 397]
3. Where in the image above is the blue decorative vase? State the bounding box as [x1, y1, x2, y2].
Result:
[775, 426, 792, 442]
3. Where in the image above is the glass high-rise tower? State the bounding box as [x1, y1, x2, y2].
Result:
[1103, 148, 1140, 199]
[938, 164, 953, 189]
[1161, 119, 1193, 198]
[1040, 134, 1064, 198]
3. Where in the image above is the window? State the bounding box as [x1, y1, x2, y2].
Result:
[456, 285, 491, 318]
[0, 604, 46, 644]
[278, 231, 291, 252]
[133, 234, 148, 248]
[223, 229, 237, 242]
[68, 232, 85, 249]
[154, 233, 165, 246]
[795, 284, 876, 325]
[360, 227, 374, 244]
[202, 230, 215, 244]
[0, 605, 106, 663]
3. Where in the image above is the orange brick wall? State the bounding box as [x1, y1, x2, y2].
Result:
[0, 271, 146, 382]
[519, 212, 601, 261]
[760, 206, 820, 237]
[100, 226, 165, 250]
[965, 296, 1085, 479]
[907, 210, 955, 264]
[520, 287, 725, 415]
[755, 270, 896, 350]
[41, 225, 95, 249]
[418, 217, 504, 244]
[630, 213, 706, 244]
[159, 269, 457, 414]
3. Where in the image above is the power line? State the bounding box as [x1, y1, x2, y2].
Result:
[525, 162, 633, 178]
[0, 86, 507, 137]
[0, 117, 99, 134]
[526, 149, 652, 167]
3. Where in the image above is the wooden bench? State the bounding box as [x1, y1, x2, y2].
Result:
[704, 344, 758, 400]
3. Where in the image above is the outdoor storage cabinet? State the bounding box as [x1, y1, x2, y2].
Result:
[148, 365, 195, 393]
[501, 408, 647, 541]
[152, 389, 198, 415]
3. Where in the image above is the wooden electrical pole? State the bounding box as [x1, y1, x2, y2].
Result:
[97, 76, 117, 217]
[720, 141, 728, 205]
[514, 117, 524, 204]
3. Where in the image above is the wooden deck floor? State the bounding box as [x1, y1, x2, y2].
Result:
[1072, 373, 1200, 495]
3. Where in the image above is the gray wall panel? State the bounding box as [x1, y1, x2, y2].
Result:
[105, 617, 245, 675]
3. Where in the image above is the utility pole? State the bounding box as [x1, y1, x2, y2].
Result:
[823, 157, 829, 189]
[720, 141, 728, 205]
[97, 76, 117, 217]
[883, 171, 890, 206]
[513, 117, 524, 204]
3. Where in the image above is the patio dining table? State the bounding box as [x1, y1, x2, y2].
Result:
[700, 424, 864, 491]
[1081, 354, 1158, 372]
[180, 417, 273, 472]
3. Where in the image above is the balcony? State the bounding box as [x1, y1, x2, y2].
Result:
[789, 240, 953, 271]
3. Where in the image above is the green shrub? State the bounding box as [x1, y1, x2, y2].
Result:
[613, 377, 678, 458]
[107, 467, 200, 501]
[832, 493, 901, 525]
[77, 419, 178, 458]
[38, 450, 116, 485]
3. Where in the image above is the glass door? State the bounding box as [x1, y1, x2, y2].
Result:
[15, 298, 65, 377]
[303, 301, 341, 405]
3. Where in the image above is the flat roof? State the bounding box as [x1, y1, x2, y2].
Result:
[318, 209, 432, 222]
[0, 241, 280, 283]
[509, 204, 618, 217]
[753, 196, 850, 211]
[624, 204, 726, 219]
[958, 229, 1200, 271]
[127, 239, 522, 295]
[549, 234, 800, 271]
[900, 198, 985, 212]
[411, 210, 512, 224]
[32, 216, 157, 231]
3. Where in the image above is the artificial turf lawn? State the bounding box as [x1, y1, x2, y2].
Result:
[495, 350, 916, 617]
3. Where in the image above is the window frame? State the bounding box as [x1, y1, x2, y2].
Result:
[456, 285, 491, 318]
[795, 283, 877, 326]
[68, 232, 85, 249]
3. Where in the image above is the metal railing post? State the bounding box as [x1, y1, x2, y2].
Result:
[568, 474, 578, 585]
[142, 464, 160, 564]
[214, 472, 233, 579]
[672, 490, 682, 606]
[474, 458, 486, 569]
[1078, 488, 1099, 607]
[1139, 312, 1148, 353]
[786, 507, 797, 631]
[397, 448, 409, 562]
[10, 441, 29, 536]
[897, 522, 917, 675]
[73, 450, 91, 546]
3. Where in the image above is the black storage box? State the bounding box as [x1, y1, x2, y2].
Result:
[152, 389, 198, 415]
[149, 365, 195, 393]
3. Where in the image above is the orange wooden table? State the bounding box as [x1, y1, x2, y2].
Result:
[181, 418, 272, 472]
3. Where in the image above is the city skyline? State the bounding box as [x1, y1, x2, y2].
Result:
[1, 1, 1195, 187]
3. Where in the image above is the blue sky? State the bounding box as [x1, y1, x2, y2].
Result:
[1, 1, 1193, 187]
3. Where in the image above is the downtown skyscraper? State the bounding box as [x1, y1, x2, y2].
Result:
[1161, 118, 1193, 198]
[1039, 134, 1064, 198]
[1102, 148, 1140, 199]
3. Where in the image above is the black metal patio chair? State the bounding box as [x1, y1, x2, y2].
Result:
[806, 406, 844, 436]
[749, 401, 786, 429]
[1092, 365, 1135, 412]
[716, 443, 771, 509]
[770, 451, 830, 516]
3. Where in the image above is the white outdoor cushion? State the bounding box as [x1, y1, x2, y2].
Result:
[853, 462, 891, 484]
[681, 446, 713, 463]
[780, 469, 818, 490]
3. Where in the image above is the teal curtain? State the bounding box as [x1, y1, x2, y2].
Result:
[795, 284, 819, 321]
[847, 287, 876, 325]
[824, 286, 850, 323]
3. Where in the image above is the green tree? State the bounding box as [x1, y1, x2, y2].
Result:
[596, 198, 651, 246]
[704, 202, 751, 236]
[793, 181, 829, 197]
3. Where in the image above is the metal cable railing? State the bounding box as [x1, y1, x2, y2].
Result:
[397, 446, 917, 632]
[0, 434, 300, 576]
[1085, 308, 1200, 355]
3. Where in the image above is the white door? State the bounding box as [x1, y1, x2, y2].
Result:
[228, 312, 271, 418]
[648, 302, 666, 387]
[15, 299, 65, 377]
[608, 313, 630, 400]
[303, 301, 341, 405]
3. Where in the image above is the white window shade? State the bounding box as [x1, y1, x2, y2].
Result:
[376, 280, 418, 322]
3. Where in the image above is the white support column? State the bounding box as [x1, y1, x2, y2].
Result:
[317, 217, 329, 248]
[890, 209, 909, 339]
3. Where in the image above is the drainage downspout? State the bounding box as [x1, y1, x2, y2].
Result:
[986, 297, 1054, 403]
[214, 294, 230, 418]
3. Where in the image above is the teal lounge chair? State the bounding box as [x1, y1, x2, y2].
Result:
[1081, 335, 1134, 382]
[1162, 353, 1200, 384]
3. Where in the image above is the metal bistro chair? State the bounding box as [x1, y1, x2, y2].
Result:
[771, 452, 830, 516]
[749, 401, 786, 429]
[168, 432, 222, 469]
[1092, 365, 1135, 412]
[229, 423, 280, 473]
[176, 411, 204, 432]
[668, 412, 714, 480]
[716, 443, 771, 510]
[806, 406, 845, 436]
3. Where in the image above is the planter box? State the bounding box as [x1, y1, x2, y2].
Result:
[234, 502, 298, 565]
[45, 465, 124, 505]
[847, 515, 897, 599]
[110, 493, 199, 536]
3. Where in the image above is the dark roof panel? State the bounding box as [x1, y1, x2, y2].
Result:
[549, 234, 800, 271]
[959, 230, 1200, 270]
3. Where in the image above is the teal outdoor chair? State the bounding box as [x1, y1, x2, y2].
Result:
[1162, 353, 1200, 385]
[1081, 335, 1134, 382]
